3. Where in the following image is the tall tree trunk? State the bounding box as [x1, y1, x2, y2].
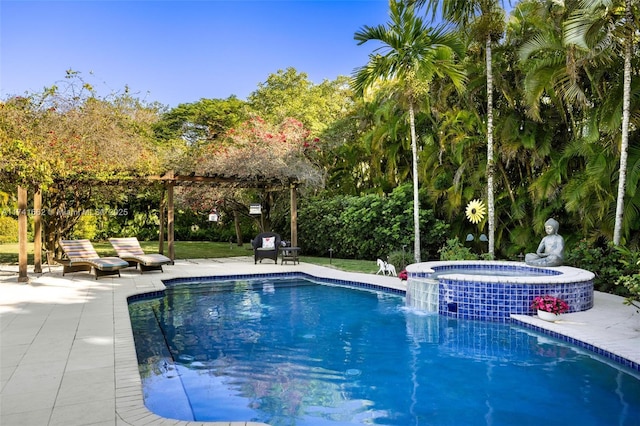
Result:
[234, 209, 243, 247]
[613, 0, 632, 246]
[409, 101, 421, 263]
[485, 35, 495, 258]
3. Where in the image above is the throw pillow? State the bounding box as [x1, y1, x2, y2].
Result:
[262, 237, 276, 249]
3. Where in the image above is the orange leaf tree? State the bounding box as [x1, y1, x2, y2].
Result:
[1, 72, 166, 253]
[177, 115, 324, 236]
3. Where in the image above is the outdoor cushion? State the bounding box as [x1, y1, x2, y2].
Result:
[59, 239, 129, 279]
[109, 237, 171, 273]
[262, 237, 276, 249]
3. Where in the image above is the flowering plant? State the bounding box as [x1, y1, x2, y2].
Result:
[530, 295, 569, 315]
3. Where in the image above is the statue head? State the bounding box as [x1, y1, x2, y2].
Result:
[544, 218, 559, 234]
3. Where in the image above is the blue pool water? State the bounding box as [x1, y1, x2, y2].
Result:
[128, 277, 640, 425]
[430, 267, 554, 278]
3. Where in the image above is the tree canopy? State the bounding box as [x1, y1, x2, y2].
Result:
[1, 73, 164, 192]
[2, 0, 639, 257]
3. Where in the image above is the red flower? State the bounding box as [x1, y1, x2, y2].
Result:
[530, 295, 569, 314]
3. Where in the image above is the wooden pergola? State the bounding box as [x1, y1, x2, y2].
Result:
[16, 170, 300, 282]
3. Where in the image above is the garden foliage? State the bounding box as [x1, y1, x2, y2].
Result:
[0, 216, 18, 244]
[565, 239, 639, 297]
[438, 237, 480, 261]
[297, 184, 448, 261]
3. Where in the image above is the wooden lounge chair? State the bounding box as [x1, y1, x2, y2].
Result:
[252, 232, 281, 264]
[59, 239, 129, 279]
[109, 237, 172, 273]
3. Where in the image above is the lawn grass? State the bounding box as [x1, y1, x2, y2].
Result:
[0, 241, 379, 274]
[297, 256, 378, 274]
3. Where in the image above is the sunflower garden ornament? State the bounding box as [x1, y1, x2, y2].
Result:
[465, 199, 486, 224]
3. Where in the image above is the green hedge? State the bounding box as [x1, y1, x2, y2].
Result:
[0, 216, 18, 243]
[565, 239, 638, 296]
[298, 184, 449, 261]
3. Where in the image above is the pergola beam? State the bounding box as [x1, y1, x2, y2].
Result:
[148, 171, 298, 189]
[15, 170, 301, 279]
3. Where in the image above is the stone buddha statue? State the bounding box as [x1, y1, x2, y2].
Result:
[525, 218, 564, 267]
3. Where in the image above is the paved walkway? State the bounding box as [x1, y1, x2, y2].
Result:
[1, 258, 639, 426]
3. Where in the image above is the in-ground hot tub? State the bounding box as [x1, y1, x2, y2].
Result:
[406, 260, 595, 322]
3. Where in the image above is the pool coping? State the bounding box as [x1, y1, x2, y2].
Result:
[406, 260, 596, 283]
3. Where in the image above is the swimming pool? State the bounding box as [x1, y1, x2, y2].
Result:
[128, 275, 640, 425]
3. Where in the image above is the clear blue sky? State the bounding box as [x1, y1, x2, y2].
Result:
[1, 0, 391, 107]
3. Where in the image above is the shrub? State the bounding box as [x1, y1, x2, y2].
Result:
[618, 270, 640, 311]
[387, 249, 413, 270]
[70, 214, 97, 240]
[615, 247, 640, 310]
[565, 239, 637, 296]
[0, 216, 18, 243]
[298, 184, 449, 261]
[438, 237, 479, 261]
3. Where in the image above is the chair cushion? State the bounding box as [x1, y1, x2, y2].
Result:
[135, 253, 172, 266]
[60, 239, 100, 259]
[109, 237, 145, 256]
[262, 237, 276, 249]
[68, 256, 129, 271]
[88, 257, 130, 271]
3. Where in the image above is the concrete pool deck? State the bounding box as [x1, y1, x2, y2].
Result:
[1, 257, 639, 426]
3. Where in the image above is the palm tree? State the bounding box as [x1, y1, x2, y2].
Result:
[417, 0, 505, 258]
[563, 0, 638, 244]
[614, 0, 635, 245]
[514, 0, 640, 247]
[362, 100, 411, 191]
[352, 0, 465, 262]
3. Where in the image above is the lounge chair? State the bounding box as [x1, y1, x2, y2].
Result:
[59, 239, 129, 279]
[252, 232, 281, 264]
[109, 237, 172, 273]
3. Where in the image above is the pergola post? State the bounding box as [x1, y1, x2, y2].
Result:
[290, 184, 298, 247]
[167, 173, 175, 263]
[34, 188, 42, 273]
[18, 186, 29, 283]
[158, 189, 165, 255]
[149, 171, 299, 255]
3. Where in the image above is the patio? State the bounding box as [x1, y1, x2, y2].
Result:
[1, 257, 639, 426]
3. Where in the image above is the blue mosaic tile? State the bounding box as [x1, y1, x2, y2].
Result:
[127, 290, 165, 303]
[431, 276, 594, 323]
[131, 272, 405, 305]
[511, 318, 640, 373]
